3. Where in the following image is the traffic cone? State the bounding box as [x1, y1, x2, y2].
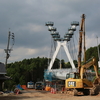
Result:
[51, 88, 53, 93]
[52, 88, 56, 94]
[16, 89, 19, 94]
[61, 87, 65, 93]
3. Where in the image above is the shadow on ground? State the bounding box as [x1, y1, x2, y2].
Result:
[0, 95, 43, 100]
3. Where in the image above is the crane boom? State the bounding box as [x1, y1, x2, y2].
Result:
[78, 14, 86, 72]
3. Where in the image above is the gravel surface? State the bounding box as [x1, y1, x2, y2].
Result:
[0, 89, 100, 100]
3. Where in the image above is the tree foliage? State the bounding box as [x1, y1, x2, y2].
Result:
[86, 45, 100, 61]
[5, 57, 65, 90]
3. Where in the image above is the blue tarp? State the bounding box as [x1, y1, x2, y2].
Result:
[16, 84, 24, 90]
[44, 70, 58, 81]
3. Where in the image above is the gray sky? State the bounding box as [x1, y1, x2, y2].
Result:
[0, 0, 100, 63]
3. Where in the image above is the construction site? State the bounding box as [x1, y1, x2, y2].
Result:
[0, 14, 100, 100]
[43, 14, 100, 96]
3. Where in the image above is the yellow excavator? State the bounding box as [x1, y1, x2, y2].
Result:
[65, 14, 100, 96]
[65, 57, 100, 95]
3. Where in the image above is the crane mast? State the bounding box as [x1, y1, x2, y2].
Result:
[78, 14, 86, 72]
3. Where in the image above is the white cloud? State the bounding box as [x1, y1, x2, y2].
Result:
[26, 48, 38, 55]
[86, 34, 99, 49]
[6, 46, 50, 63]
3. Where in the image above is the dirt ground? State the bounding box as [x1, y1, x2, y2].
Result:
[0, 89, 100, 100]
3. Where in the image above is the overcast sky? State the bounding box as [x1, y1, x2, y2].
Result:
[0, 0, 100, 64]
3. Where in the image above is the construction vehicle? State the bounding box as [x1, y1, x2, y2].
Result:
[65, 57, 100, 95]
[65, 14, 100, 96]
[35, 81, 45, 90]
[27, 81, 34, 89]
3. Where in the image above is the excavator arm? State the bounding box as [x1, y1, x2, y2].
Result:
[80, 57, 99, 79]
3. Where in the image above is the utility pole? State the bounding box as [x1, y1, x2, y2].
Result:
[4, 30, 15, 67]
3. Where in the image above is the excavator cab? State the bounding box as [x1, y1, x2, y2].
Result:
[66, 72, 80, 79]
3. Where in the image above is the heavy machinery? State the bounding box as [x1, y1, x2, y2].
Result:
[65, 14, 100, 96]
[65, 57, 100, 95]
[27, 81, 34, 89]
[35, 81, 45, 90]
